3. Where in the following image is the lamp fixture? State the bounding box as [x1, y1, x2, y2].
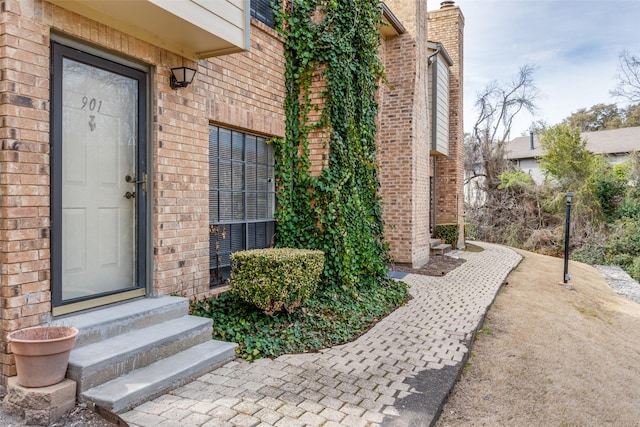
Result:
[565, 191, 573, 204]
[170, 66, 197, 89]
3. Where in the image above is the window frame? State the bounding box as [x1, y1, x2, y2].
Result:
[209, 125, 276, 287]
[250, 0, 275, 28]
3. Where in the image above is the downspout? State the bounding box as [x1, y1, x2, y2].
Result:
[432, 156, 437, 235]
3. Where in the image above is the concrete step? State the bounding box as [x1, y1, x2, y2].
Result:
[431, 243, 452, 255]
[52, 296, 189, 348]
[50, 295, 238, 414]
[82, 340, 237, 414]
[68, 315, 214, 394]
[429, 238, 443, 248]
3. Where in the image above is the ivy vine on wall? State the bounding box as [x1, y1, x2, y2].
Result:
[272, 0, 389, 292]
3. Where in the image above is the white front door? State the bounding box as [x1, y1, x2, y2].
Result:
[61, 58, 137, 300]
[51, 42, 148, 312]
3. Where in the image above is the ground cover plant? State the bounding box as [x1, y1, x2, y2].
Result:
[190, 279, 408, 361]
[271, 0, 389, 292]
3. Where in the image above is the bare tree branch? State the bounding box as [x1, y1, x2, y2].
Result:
[611, 50, 640, 103]
[467, 65, 539, 194]
[465, 65, 542, 243]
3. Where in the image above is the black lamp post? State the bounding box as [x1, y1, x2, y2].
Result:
[563, 191, 573, 284]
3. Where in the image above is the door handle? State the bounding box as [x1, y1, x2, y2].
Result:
[125, 173, 147, 192]
[124, 191, 135, 199]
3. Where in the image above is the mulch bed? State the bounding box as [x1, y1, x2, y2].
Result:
[390, 254, 466, 277]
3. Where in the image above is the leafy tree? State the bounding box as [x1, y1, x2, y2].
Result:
[622, 103, 640, 127]
[612, 50, 640, 103]
[537, 124, 609, 242]
[592, 164, 627, 222]
[562, 102, 640, 130]
[564, 103, 621, 131]
[615, 152, 640, 220]
[538, 123, 596, 187]
[526, 119, 549, 135]
[498, 170, 535, 190]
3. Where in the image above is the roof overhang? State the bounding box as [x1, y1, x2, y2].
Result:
[380, 2, 406, 37]
[427, 41, 453, 66]
[49, 0, 251, 59]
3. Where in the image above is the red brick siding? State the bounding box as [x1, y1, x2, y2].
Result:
[0, 0, 285, 384]
[377, 0, 431, 267]
[429, 5, 465, 246]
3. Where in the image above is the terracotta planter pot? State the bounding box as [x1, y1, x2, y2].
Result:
[8, 326, 79, 388]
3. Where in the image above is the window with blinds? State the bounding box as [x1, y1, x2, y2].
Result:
[209, 125, 276, 286]
[251, 0, 275, 28]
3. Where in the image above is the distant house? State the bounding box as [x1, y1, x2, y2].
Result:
[507, 126, 640, 183]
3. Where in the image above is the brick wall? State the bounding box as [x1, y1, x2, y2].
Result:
[377, 0, 431, 267]
[0, 0, 463, 385]
[0, 0, 54, 382]
[428, 3, 465, 247]
[0, 0, 285, 385]
[156, 19, 285, 298]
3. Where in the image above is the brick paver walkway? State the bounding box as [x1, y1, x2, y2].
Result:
[120, 242, 521, 427]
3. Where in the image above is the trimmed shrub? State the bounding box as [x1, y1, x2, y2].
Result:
[435, 223, 459, 247]
[230, 248, 324, 316]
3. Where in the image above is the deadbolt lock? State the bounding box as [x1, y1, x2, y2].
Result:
[124, 191, 135, 199]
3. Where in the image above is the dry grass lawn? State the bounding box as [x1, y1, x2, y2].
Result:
[437, 248, 640, 427]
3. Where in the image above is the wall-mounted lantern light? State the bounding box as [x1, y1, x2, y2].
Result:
[170, 66, 197, 89]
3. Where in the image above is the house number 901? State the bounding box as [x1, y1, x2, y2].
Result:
[81, 96, 103, 113]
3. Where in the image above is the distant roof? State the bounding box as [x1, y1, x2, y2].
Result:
[506, 126, 640, 160]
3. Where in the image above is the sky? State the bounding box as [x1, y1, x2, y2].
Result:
[428, 0, 640, 138]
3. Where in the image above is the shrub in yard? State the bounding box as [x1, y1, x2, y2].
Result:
[435, 223, 459, 247]
[571, 245, 607, 266]
[230, 248, 324, 315]
[616, 196, 640, 220]
[464, 222, 477, 240]
[190, 277, 409, 361]
[605, 218, 640, 280]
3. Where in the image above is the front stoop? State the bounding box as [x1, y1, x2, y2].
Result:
[429, 238, 451, 255]
[3, 377, 76, 426]
[52, 296, 237, 414]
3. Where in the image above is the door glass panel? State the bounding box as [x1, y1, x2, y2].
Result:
[61, 58, 137, 301]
